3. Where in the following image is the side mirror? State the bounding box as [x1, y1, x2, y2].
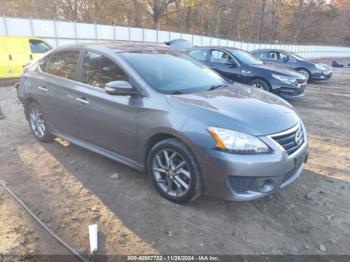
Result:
[105, 81, 135, 96]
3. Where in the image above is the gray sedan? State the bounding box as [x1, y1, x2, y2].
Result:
[18, 43, 308, 203]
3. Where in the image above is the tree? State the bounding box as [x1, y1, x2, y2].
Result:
[144, 0, 178, 29]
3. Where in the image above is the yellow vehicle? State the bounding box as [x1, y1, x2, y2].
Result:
[0, 36, 52, 79]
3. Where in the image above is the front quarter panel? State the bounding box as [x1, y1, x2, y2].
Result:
[136, 95, 190, 166]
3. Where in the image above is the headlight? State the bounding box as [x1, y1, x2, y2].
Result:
[272, 74, 297, 85]
[207, 127, 270, 153]
[315, 63, 327, 70]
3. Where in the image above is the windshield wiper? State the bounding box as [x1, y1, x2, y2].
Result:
[208, 84, 228, 91]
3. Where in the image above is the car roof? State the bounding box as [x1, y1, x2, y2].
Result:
[187, 46, 244, 52]
[54, 41, 171, 53]
[251, 49, 289, 53]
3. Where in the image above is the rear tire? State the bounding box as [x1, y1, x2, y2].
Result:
[25, 101, 54, 142]
[250, 79, 270, 91]
[147, 138, 202, 203]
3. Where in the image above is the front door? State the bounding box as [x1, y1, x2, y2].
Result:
[74, 51, 138, 160]
[208, 49, 242, 83]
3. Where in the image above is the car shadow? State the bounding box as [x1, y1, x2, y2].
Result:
[34, 136, 350, 255]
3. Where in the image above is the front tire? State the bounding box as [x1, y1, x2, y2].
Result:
[297, 68, 310, 82]
[26, 101, 54, 142]
[147, 138, 202, 203]
[250, 79, 270, 91]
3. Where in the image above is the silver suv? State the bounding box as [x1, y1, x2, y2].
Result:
[18, 43, 308, 203]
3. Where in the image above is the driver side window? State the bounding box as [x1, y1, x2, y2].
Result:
[279, 52, 289, 61]
[81, 52, 128, 89]
[210, 50, 232, 64]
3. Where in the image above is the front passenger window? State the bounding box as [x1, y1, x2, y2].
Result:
[81, 52, 128, 89]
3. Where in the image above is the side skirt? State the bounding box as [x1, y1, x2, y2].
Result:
[51, 131, 144, 172]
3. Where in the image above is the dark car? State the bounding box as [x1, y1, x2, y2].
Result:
[251, 49, 332, 82]
[18, 43, 308, 203]
[185, 47, 307, 100]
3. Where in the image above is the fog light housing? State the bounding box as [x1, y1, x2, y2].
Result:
[259, 179, 275, 193]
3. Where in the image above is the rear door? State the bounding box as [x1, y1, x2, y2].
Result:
[37, 50, 80, 137]
[0, 39, 10, 78]
[74, 51, 139, 159]
[6, 38, 31, 78]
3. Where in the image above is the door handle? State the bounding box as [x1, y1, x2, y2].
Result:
[37, 86, 48, 92]
[30, 54, 33, 60]
[9, 54, 12, 61]
[75, 97, 89, 105]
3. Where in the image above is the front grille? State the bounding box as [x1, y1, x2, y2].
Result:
[271, 124, 304, 155]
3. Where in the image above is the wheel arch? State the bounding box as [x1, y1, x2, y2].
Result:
[143, 130, 198, 171]
[249, 77, 271, 89]
[296, 67, 311, 75]
[23, 97, 38, 120]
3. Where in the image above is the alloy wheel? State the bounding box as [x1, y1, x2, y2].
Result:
[29, 105, 46, 138]
[152, 149, 191, 197]
[298, 69, 309, 81]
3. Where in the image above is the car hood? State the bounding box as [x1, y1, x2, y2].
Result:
[251, 63, 304, 78]
[167, 83, 300, 136]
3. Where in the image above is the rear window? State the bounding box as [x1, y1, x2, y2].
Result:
[253, 51, 268, 59]
[48, 51, 79, 80]
[29, 39, 51, 53]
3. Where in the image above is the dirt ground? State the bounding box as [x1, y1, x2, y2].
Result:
[0, 67, 350, 259]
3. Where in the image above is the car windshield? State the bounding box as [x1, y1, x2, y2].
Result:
[120, 51, 225, 94]
[229, 49, 263, 65]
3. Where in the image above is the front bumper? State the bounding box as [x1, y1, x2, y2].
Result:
[197, 125, 308, 201]
[270, 79, 307, 100]
[311, 70, 332, 81]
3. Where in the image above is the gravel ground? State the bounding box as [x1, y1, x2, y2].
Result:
[0, 68, 349, 259]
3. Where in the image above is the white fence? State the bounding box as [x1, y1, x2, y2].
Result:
[1, 16, 350, 58]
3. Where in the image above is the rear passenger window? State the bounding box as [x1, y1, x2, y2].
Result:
[29, 39, 51, 53]
[254, 51, 267, 59]
[81, 52, 128, 89]
[48, 51, 79, 80]
[187, 49, 208, 62]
